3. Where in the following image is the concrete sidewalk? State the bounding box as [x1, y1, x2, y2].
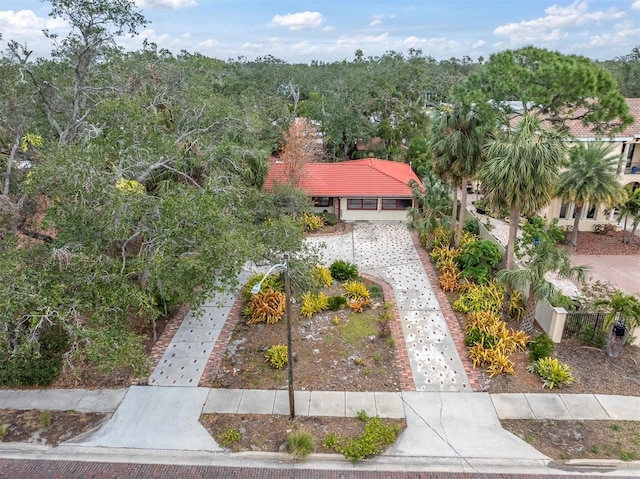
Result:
[3, 387, 639, 422]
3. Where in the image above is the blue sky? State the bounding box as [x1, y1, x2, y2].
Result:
[1, 0, 639, 62]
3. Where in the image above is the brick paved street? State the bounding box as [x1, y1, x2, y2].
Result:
[0, 459, 619, 479]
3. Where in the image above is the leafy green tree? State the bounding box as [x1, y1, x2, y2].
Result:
[497, 238, 587, 335]
[455, 46, 633, 136]
[6, 0, 147, 145]
[430, 104, 488, 247]
[618, 188, 640, 244]
[480, 114, 567, 321]
[556, 142, 627, 247]
[593, 290, 640, 358]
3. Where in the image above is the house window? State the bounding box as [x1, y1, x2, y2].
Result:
[312, 197, 333, 208]
[347, 198, 377, 210]
[381, 199, 412, 210]
[626, 143, 636, 168]
[559, 202, 569, 219]
[586, 203, 596, 219]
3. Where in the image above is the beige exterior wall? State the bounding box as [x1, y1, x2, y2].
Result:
[338, 197, 411, 222]
[541, 138, 640, 231]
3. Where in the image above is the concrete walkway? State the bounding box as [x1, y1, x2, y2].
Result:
[307, 223, 470, 391]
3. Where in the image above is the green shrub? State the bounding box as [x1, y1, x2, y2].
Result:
[464, 326, 498, 349]
[528, 333, 555, 362]
[39, 411, 53, 428]
[287, 431, 315, 459]
[264, 344, 288, 369]
[219, 427, 242, 447]
[321, 211, 339, 226]
[330, 417, 401, 462]
[0, 424, 8, 438]
[578, 325, 607, 349]
[457, 240, 502, 285]
[368, 284, 383, 299]
[527, 357, 574, 389]
[462, 217, 480, 236]
[327, 295, 348, 311]
[329, 260, 359, 281]
[549, 291, 578, 311]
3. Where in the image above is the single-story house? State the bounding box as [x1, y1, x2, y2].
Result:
[264, 157, 422, 222]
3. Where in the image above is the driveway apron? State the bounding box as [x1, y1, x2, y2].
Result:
[307, 223, 470, 391]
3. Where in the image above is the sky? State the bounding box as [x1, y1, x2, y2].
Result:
[1, 0, 639, 63]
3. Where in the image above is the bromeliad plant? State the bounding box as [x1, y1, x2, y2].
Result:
[245, 289, 286, 324]
[343, 281, 371, 313]
[527, 357, 574, 389]
[264, 344, 288, 369]
[312, 265, 333, 288]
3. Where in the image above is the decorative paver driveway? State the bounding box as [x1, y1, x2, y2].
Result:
[148, 272, 251, 386]
[307, 222, 471, 392]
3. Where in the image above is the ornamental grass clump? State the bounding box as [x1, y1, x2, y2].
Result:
[287, 431, 315, 459]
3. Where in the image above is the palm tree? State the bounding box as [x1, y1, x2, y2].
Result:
[557, 142, 627, 248]
[480, 114, 567, 321]
[430, 104, 488, 247]
[593, 290, 640, 358]
[407, 171, 452, 234]
[618, 188, 640, 244]
[497, 238, 587, 335]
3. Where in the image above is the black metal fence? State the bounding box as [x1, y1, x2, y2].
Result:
[564, 311, 607, 341]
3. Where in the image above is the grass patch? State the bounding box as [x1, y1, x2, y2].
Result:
[338, 313, 377, 344]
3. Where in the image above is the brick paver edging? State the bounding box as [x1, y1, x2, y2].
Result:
[198, 293, 245, 387]
[409, 231, 485, 392]
[360, 272, 416, 392]
[132, 305, 189, 385]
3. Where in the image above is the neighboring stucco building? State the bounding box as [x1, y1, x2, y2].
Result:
[264, 158, 421, 222]
[541, 98, 640, 231]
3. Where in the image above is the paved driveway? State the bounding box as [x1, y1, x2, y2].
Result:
[572, 254, 640, 298]
[307, 223, 471, 392]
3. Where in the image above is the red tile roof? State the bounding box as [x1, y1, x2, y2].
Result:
[264, 158, 422, 197]
[566, 98, 640, 139]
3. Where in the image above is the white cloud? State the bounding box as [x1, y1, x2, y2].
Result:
[493, 0, 623, 42]
[369, 19, 382, 27]
[472, 40, 487, 49]
[585, 21, 640, 47]
[199, 38, 218, 48]
[323, 25, 335, 32]
[632, 0, 640, 10]
[270, 11, 325, 31]
[0, 9, 67, 38]
[135, 0, 197, 10]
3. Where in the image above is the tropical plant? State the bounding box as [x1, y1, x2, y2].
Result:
[264, 344, 288, 369]
[245, 290, 286, 324]
[327, 416, 402, 462]
[618, 188, 640, 244]
[407, 171, 452, 236]
[327, 295, 347, 311]
[593, 290, 640, 358]
[556, 142, 627, 248]
[301, 212, 326, 232]
[329, 260, 358, 281]
[457, 239, 502, 284]
[430, 104, 489, 247]
[343, 281, 370, 302]
[311, 265, 333, 288]
[299, 291, 329, 318]
[527, 357, 574, 389]
[462, 217, 480, 236]
[480, 113, 568, 322]
[528, 333, 555, 362]
[497, 238, 587, 335]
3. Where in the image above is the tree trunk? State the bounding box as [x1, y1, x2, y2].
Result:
[570, 204, 582, 247]
[456, 178, 468, 247]
[3, 136, 20, 196]
[501, 207, 520, 322]
[450, 183, 458, 247]
[519, 292, 538, 336]
[622, 215, 630, 243]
